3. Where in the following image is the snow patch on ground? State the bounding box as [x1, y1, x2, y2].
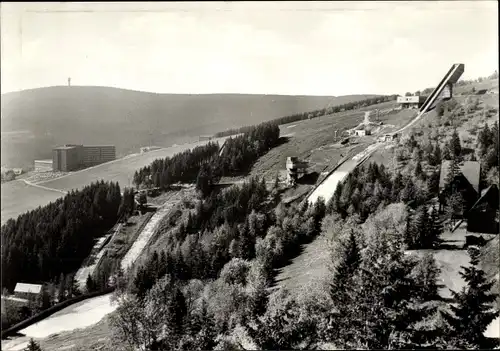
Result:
[5, 341, 29, 351]
[308, 170, 348, 204]
[121, 203, 174, 271]
[19, 295, 117, 339]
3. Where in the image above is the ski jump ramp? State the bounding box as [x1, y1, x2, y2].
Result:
[420, 63, 465, 114]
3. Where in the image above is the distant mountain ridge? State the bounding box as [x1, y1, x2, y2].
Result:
[1, 86, 379, 168]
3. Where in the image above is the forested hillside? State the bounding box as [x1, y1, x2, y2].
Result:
[1, 86, 377, 168]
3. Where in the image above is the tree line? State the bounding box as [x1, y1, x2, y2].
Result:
[129, 176, 327, 300]
[110, 202, 498, 350]
[214, 95, 397, 138]
[1, 181, 124, 292]
[133, 122, 280, 192]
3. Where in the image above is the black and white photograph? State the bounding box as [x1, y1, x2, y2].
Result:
[1, 1, 499, 350]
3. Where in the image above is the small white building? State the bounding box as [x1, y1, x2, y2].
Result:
[14, 283, 42, 299]
[397, 95, 425, 109]
[140, 146, 162, 153]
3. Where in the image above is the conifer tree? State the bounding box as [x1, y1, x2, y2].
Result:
[428, 205, 443, 248]
[57, 273, 66, 302]
[445, 157, 461, 188]
[414, 160, 424, 179]
[415, 205, 430, 248]
[441, 247, 499, 349]
[328, 229, 361, 307]
[432, 143, 442, 166]
[238, 221, 255, 260]
[449, 129, 462, 160]
[325, 229, 362, 342]
[411, 253, 441, 301]
[168, 287, 188, 339]
[244, 288, 317, 350]
[24, 339, 43, 351]
[337, 225, 434, 349]
[446, 191, 464, 229]
[86, 274, 95, 293]
[186, 299, 218, 350]
[478, 122, 493, 158]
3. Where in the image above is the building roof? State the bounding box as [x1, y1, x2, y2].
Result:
[54, 145, 78, 150]
[471, 184, 499, 212]
[14, 283, 42, 294]
[439, 160, 480, 193]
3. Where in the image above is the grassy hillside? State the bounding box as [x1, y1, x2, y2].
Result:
[1, 86, 377, 168]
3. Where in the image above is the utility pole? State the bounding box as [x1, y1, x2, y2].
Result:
[68, 77, 71, 87]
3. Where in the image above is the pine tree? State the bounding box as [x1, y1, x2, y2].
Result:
[446, 191, 464, 229]
[411, 253, 441, 301]
[57, 273, 66, 302]
[36, 286, 52, 311]
[67, 274, 81, 298]
[410, 205, 431, 248]
[325, 229, 362, 342]
[445, 157, 461, 189]
[432, 143, 442, 166]
[449, 129, 462, 160]
[414, 160, 424, 179]
[86, 273, 95, 293]
[340, 232, 433, 349]
[244, 288, 316, 350]
[478, 122, 493, 158]
[187, 299, 218, 350]
[404, 209, 416, 249]
[329, 229, 361, 306]
[441, 247, 499, 349]
[238, 221, 255, 260]
[24, 339, 43, 351]
[427, 205, 443, 248]
[400, 177, 416, 204]
[168, 287, 188, 338]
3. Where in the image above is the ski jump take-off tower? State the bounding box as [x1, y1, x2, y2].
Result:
[419, 63, 464, 114]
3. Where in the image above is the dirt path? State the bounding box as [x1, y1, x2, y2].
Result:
[18, 179, 68, 195]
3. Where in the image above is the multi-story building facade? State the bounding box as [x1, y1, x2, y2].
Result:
[52, 144, 116, 171]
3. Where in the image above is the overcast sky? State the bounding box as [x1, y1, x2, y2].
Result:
[1, 1, 498, 96]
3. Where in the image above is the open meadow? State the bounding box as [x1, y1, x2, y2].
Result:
[245, 100, 416, 182]
[39, 136, 232, 192]
[1, 180, 63, 224]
